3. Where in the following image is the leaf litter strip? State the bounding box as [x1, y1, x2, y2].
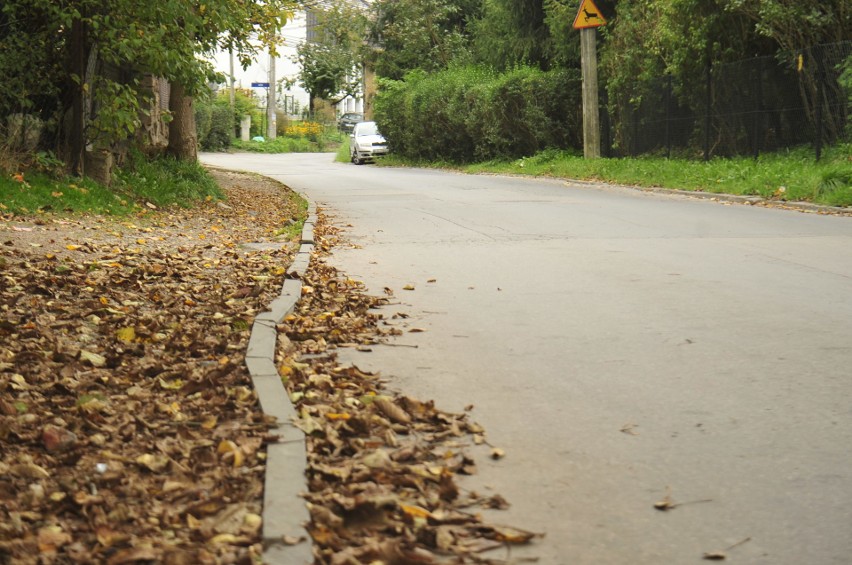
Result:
[277, 211, 542, 564]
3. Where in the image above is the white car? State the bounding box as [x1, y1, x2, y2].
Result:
[349, 121, 388, 165]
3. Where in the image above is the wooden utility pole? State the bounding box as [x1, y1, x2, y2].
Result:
[580, 29, 600, 159]
[573, 0, 607, 159]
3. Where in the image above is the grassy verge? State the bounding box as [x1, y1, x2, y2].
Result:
[231, 122, 345, 154]
[382, 143, 852, 208]
[335, 141, 351, 163]
[1, 152, 223, 216]
[115, 151, 223, 208]
[274, 190, 310, 238]
[0, 171, 135, 216]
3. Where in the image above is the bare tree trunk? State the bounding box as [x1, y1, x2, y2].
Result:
[167, 82, 197, 161]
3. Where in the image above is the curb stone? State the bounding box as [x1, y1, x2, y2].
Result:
[244, 197, 318, 564]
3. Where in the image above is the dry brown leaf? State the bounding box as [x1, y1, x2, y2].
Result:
[373, 396, 412, 424]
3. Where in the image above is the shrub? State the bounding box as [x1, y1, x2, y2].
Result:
[374, 65, 582, 163]
[205, 104, 233, 151]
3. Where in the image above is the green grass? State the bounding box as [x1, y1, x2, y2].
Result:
[231, 126, 345, 154]
[335, 141, 351, 163]
[458, 143, 852, 207]
[233, 137, 328, 153]
[0, 171, 135, 215]
[1, 151, 223, 216]
[274, 194, 309, 238]
[115, 151, 223, 208]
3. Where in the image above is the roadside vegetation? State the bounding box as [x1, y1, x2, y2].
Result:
[0, 153, 223, 216]
[194, 88, 345, 155]
[378, 143, 852, 207]
[467, 143, 852, 207]
[230, 121, 344, 154]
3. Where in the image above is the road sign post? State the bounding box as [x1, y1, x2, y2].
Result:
[573, 0, 607, 159]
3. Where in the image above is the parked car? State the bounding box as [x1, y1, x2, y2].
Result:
[337, 112, 363, 133]
[349, 121, 388, 165]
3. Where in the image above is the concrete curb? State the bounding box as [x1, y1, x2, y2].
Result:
[245, 201, 317, 564]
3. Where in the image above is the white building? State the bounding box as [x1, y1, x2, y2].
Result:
[210, 12, 311, 118]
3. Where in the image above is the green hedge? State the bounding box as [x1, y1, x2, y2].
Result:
[374, 66, 583, 163]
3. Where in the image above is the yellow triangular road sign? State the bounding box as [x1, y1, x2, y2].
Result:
[573, 0, 607, 29]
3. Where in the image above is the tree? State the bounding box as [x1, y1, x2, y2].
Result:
[723, 0, 851, 52]
[295, 42, 364, 109]
[369, 0, 482, 80]
[472, 0, 550, 70]
[295, 3, 369, 110]
[0, 0, 296, 175]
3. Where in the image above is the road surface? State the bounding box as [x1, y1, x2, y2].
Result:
[201, 152, 852, 564]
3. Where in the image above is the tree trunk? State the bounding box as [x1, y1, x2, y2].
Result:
[167, 82, 197, 161]
[69, 18, 86, 176]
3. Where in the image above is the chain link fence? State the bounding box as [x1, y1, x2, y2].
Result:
[605, 41, 851, 160]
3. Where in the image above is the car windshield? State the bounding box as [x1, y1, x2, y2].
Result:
[357, 122, 379, 136]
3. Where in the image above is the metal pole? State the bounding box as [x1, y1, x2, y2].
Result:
[267, 52, 277, 140]
[665, 75, 672, 159]
[704, 62, 712, 162]
[580, 28, 601, 159]
[229, 48, 236, 138]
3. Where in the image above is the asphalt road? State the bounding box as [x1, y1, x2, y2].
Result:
[200, 152, 852, 564]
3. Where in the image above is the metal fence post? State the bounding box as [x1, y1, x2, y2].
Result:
[754, 67, 763, 160]
[815, 67, 824, 161]
[704, 62, 712, 161]
[665, 75, 672, 158]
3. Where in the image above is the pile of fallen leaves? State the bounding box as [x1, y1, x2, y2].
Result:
[278, 220, 541, 564]
[1, 168, 539, 565]
[0, 169, 301, 564]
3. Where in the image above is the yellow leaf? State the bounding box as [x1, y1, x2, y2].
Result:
[37, 525, 71, 552]
[201, 415, 218, 429]
[158, 378, 184, 390]
[136, 238, 146, 245]
[403, 284, 415, 291]
[66, 244, 80, 251]
[135, 453, 170, 473]
[490, 525, 539, 544]
[400, 504, 432, 519]
[217, 440, 244, 467]
[243, 513, 262, 533]
[116, 327, 136, 343]
[325, 413, 351, 421]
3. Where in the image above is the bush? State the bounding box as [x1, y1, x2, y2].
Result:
[373, 65, 583, 163]
[205, 104, 233, 151]
[195, 89, 265, 150]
